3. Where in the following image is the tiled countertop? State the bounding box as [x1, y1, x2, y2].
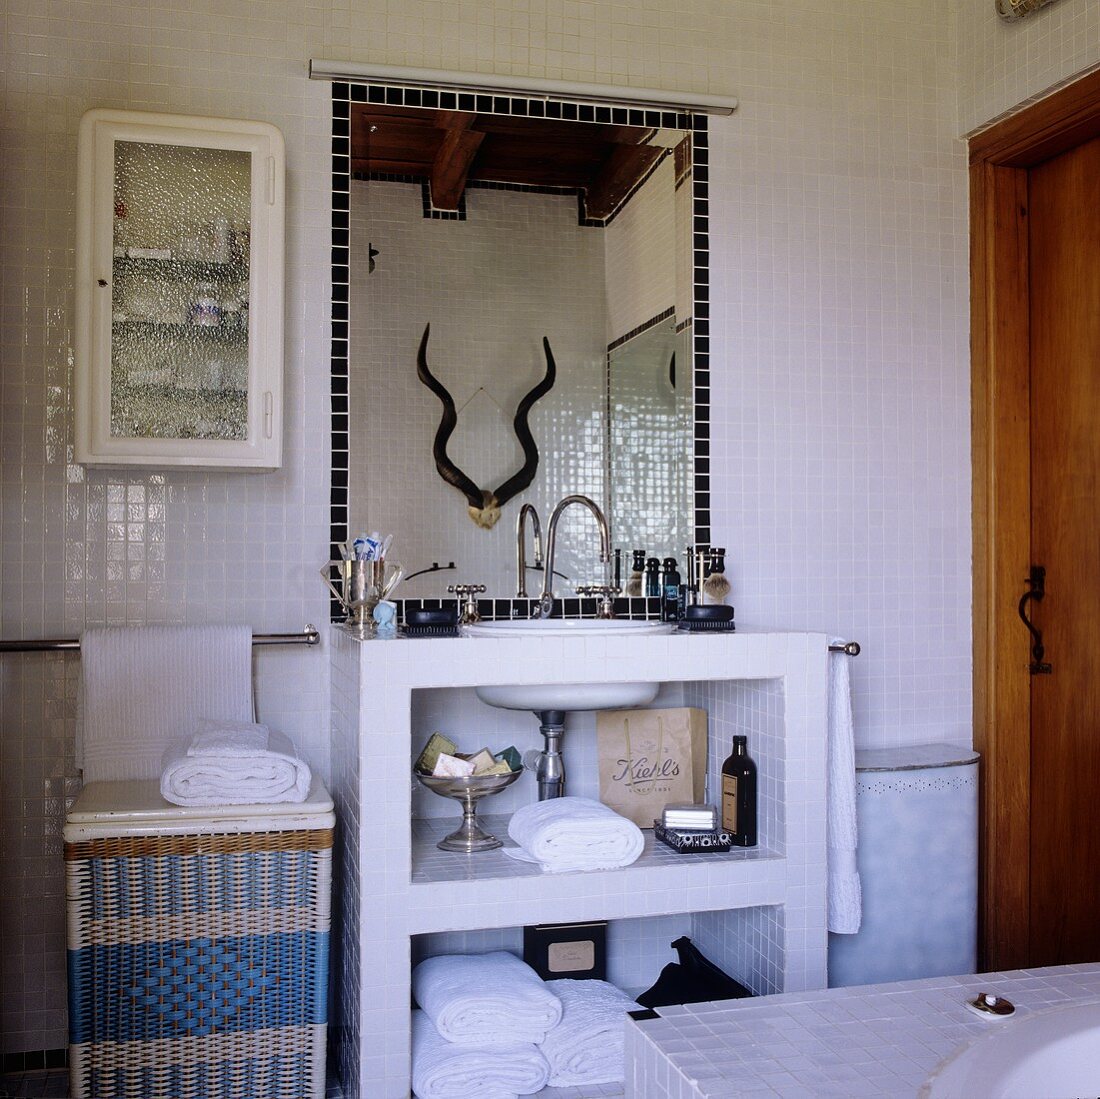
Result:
[626, 962, 1100, 1097]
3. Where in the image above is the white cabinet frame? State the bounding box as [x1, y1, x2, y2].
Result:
[75, 109, 285, 470]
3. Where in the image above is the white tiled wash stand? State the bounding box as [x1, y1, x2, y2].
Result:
[329, 627, 830, 1098]
[625, 963, 1100, 1098]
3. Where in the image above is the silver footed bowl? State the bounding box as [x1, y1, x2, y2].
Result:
[415, 768, 522, 852]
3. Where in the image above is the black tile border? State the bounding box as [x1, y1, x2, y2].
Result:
[607, 305, 677, 355]
[329, 81, 710, 621]
[1, 1049, 68, 1074]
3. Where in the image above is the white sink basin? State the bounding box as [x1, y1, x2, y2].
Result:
[475, 681, 659, 712]
[464, 618, 674, 638]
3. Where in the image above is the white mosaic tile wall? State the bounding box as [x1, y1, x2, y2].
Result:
[350, 180, 608, 599]
[329, 630, 362, 1099]
[6, 0, 1099, 1063]
[957, 0, 1100, 135]
[604, 157, 679, 342]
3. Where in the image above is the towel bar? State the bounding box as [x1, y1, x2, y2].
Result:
[0, 624, 320, 653]
[829, 641, 861, 656]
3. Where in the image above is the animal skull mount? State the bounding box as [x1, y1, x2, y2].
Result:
[416, 323, 557, 529]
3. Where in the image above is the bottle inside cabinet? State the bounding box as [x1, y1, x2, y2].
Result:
[76, 109, 283, 469]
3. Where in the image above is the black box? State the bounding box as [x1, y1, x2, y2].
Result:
[523, 921, 607, 981]
[653, 820, 734, 853]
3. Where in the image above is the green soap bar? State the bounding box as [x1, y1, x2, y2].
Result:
[415, 732, 457, 774]
[483, 760, 513, 776]
[495, 746, 522, 772]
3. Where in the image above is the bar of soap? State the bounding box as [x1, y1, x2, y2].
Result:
[465, 748, 497, 775]
[495, 746, 522, 772]
[433, 753, 476, 777]
[415, 733, 457, 774]
[482, 760, 514, 776]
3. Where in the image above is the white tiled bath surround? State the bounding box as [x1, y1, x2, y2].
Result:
[626, 962, 1100, 1098]
[5, 0, 1100, 1063]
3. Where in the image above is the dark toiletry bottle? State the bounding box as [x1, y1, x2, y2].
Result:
[644, 556, 661, 597]
[720, 735, 757, 846]
[661, 557, 681, 620]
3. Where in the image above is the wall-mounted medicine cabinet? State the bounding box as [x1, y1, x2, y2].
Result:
[75, 109, 285, 470]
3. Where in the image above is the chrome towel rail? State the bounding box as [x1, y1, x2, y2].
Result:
[829, 641, 861, 656]
[0, 625, 320, 654]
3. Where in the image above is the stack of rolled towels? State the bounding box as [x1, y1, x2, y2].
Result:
[411, 951, 641, 1098]
[160, 719, 312, 806]
[503, 795, 645, 873]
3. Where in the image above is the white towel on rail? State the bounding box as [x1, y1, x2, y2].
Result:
[827, 639, 862, 933]
[412, 951, 562, 1047]
[538, 979, 641, 1087]
[503, 796, 644, 873]
[410, 1010, 549, 1099]
[160, 723, 311, 806]
[79, 625, 253, 782]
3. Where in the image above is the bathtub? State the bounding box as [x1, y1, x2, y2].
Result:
[921, 999, 1100, 1099]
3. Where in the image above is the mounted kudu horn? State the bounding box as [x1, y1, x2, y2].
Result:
[416, 323, 557, 529]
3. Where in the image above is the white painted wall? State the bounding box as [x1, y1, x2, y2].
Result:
[2, 0, 1097, 1059]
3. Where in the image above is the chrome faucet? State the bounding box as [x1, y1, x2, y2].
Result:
[516, 503, 543, 598]
[538, 494, 611, 618]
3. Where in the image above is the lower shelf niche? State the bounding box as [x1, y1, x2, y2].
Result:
[408, 909, 782, 1095]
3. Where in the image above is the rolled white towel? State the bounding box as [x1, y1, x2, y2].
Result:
[411, 1010, 549, 1099]
[160, 724, 311, 806]
[411, 952, 562, 1047]
[503, 796, 644, 873]
[539, 979, 641, 1087]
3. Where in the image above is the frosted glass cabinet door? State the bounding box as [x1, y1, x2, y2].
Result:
[75, 110, 284, 470]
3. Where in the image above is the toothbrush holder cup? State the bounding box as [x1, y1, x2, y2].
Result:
[321, 558, 403, 630]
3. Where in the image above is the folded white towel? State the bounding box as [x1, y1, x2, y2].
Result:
[79, 625, 253, 782]
[411, 952, 562, 1047]
[187, 719, 270, 757]
[503, 796, 644, 873]
[160, 726, 311, 806]
[827, 639, 862, 934]
[411, 1010, 549, 1099]
[539, 979, 641, 1087]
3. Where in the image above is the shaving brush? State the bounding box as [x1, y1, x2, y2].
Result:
[703, 547, 730, 603]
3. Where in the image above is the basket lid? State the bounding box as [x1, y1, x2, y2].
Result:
[65, 775, 334, 838]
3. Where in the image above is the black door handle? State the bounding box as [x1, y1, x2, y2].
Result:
[1018, 565, 1052, 674]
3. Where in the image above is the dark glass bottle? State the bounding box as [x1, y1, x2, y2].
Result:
[661, 556, 681, 620]
[644, 556, 661, 597]
[720, 735, 757, 846]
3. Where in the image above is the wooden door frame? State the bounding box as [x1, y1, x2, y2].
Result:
[971, 67, 1100, 971]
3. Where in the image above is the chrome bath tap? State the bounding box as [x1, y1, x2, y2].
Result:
[538, 494, 611, 618]
[515, 503, 543, 598]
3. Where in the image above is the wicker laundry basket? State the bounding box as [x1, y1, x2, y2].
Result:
[64, 779, 334, 1099]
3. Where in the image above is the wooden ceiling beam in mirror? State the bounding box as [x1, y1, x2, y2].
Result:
[430, 113, 485, 210]
[584, 144, 665, 221]
[350, 103, 674, 218]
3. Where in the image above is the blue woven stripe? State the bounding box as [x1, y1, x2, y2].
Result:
[68, 931, 329, 1043]
[81, 1049, 321, 1099]
[82, 850, 316, 921]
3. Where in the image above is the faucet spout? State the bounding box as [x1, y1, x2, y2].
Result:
[516, 503, 543, 598]
[538, 494, 611, 618]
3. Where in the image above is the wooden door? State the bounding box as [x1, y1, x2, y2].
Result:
[1027, 135, 1100, 965]
[971, 67, 1100, 971]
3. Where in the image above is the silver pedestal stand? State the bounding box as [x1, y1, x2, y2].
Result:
[415, 770, 522, 851]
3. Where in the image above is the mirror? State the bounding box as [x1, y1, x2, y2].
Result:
[346, 99, 698, 600]
[609, 318, 693, 559]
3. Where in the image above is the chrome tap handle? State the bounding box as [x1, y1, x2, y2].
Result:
[448, 583, 487, 625]
[576, 584, 620, 619]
